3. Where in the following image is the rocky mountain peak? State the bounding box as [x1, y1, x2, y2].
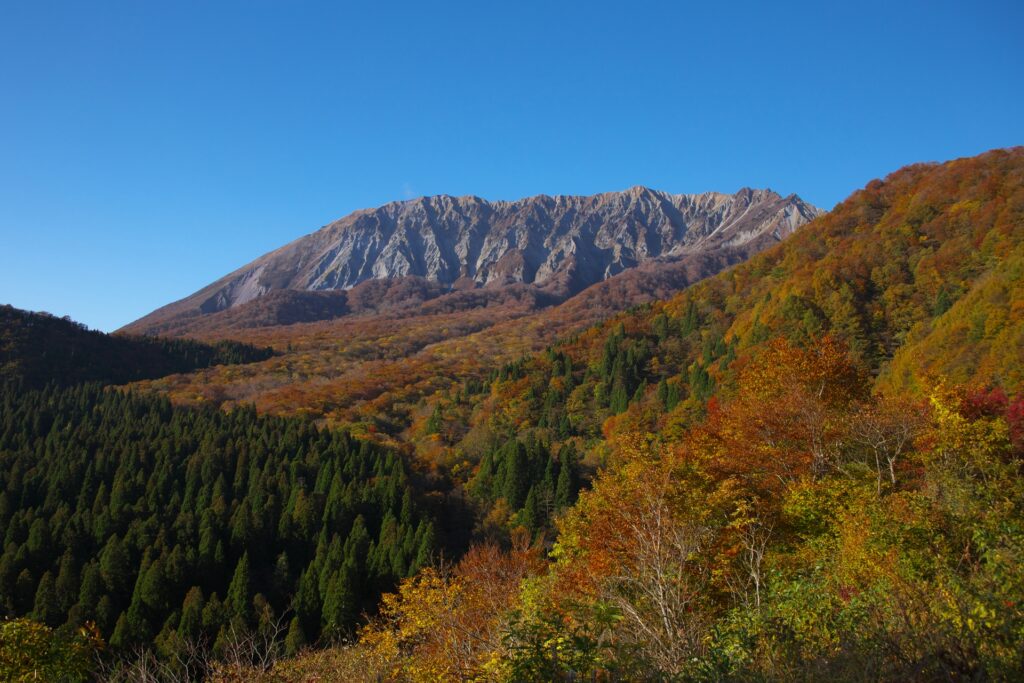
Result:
[124, 186, 822, 335]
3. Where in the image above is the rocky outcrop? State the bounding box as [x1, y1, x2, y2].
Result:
[124, 187, 821, 334]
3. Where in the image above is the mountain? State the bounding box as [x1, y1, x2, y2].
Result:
[236, 147, 1024, 682]
[145, 147, 1024, 681]
[4, 149, 1023, 681]
[124, 187, 820, 335]
[453, 147, 1024, 449]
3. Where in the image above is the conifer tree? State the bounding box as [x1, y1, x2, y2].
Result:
[226, 553, 252, 623]
[555, 449, 577, 511]
[31, 571, 60, 626]
[284, 616, 306, 656]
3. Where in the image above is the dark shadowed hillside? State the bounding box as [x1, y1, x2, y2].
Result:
[0, 305, 273, 388]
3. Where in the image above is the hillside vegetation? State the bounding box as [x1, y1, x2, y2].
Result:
[238, 148, 1024, 680]
[0, 305, 272, 389]
[0, 382, 448, 678]
[1, 148, 1023, 681]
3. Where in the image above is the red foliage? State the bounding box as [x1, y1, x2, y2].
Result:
[961, 386, 1024, 457]
[961, 386, 1009, 420]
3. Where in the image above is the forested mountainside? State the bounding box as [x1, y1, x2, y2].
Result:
[122, 244, 762, 441]
[0, 309, 460, 679]
[435, 147, 1024, 449]
[386, 147, 1024, 546]
[220, 148, 1024, 681]
[0, 384, 443, 655]
[2, 148, 1023, 682]
[124, 187, 819, 336]
[0, 305, 272, 389]
[0, 308, 454, 681]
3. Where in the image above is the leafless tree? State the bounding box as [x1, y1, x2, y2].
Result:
[849, 397, 924, 494]
[601, 470, 715, 676]
[722, 511, 774, 610]
[98, 643, 203, 683]
[96, 609, 291, 682]
[209, 609, 291, 682]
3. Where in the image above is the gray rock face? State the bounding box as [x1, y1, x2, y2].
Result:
[128, 186, 821, 332]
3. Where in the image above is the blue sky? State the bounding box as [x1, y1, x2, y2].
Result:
[1, 1, 1021, 331]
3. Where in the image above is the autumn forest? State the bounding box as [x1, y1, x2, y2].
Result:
[2, 148, 1024, 681]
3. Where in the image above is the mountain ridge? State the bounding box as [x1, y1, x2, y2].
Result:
[124, 186, 820, 335]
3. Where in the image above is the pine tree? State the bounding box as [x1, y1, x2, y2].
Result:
[653, 312, 670, 341]
[26, 518, 51, 563]
[610, 381, 630, 414]
[177, 586, 205, 642]
[284, 616, 306, 656]
[0, 379, 434, 651]
[555, 449, 577, 511]
[293, 567, 321, 637]
[31, 571, 60, 626]
[502, 443, 530, 509]
[54, 552, 79, 615]
[139, 554, 169, 612]
[226, 552, 252, 623]
[76, 561, 103, 615]
[425, 405, 443, 435]
[521, 486, 540, 535]
[99, 535, 132, 595]
[411, 522, 435, 573]
[321, 565, 357, 637]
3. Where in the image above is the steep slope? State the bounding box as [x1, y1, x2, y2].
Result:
[455, 147, 1024, 452]
[122, 242, 792, 435]
[184, 148, 1024, 682]
[125, 149, 1023, 457]
[883, 242, 1024, 392]
[124, 187, 820, 335]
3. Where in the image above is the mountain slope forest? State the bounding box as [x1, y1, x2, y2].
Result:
[119, 188, 820, 440]
[0, 147, 1022, 682]
[0, 313, 455, 681]
[238, 148, 1024, 680]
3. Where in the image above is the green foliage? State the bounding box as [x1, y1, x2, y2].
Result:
[457, 148, 1024, 469]
[504, 599, 622, 681]
[0, 618, 101, 683]
[0, 382, 438, 654]
[470, 437, 579, 537]
[494, 344, 1024, 680]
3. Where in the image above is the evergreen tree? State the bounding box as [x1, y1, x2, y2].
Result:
[99, 535, 132, 596]
[139, 555, 169, 612]
[54, 552, 79, 615]
[521, 486, 540, 535]
[321, 565, 357, 637]
[31, 571, 60, 626]
[177, 586, 205, 642]
[555, 449, 577, 511]
[226, 553, 252, 623]
[610, 382, 630, 414]
[0, 380, 441, 651]
[502, 444, 530, 509]
[284, 616, 306, 656]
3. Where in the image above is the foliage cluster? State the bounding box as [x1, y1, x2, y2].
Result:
[0, 382, 439, 677]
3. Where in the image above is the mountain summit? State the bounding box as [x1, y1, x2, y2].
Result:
[126, 187, 820, 334]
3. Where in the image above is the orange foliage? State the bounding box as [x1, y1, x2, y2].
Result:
[359, 537, 544, 681]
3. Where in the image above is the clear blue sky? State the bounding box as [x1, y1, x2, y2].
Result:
[1, 1, 1021, 331]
